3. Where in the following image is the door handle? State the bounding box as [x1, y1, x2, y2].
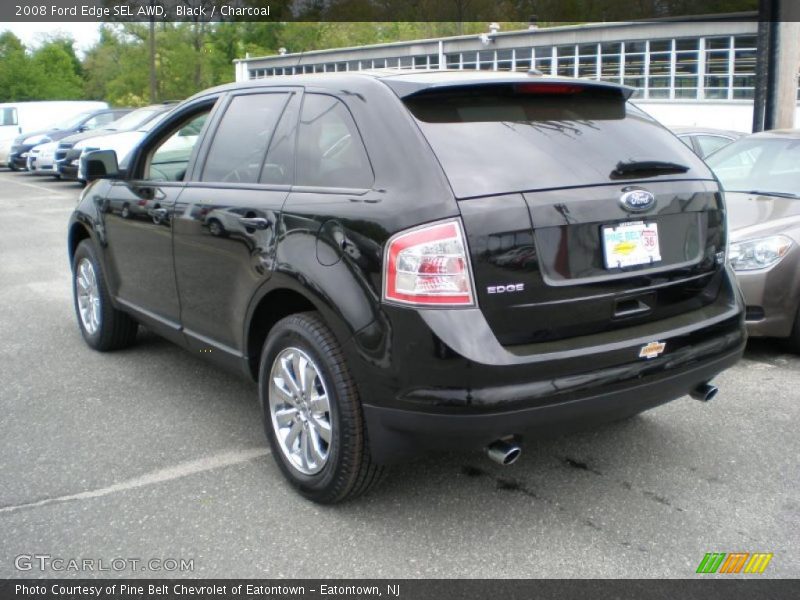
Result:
[238, 217, 271, 230]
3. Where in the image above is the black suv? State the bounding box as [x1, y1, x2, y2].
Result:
[69, 72, 746, 503]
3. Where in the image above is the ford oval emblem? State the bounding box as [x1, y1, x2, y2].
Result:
[620, 188, 656, 213]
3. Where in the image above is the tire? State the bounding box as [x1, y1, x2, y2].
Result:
[72, 239, 138, 351]
[259, 312, 385, 503]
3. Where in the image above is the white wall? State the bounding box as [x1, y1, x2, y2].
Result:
[635, 100, 800, 133]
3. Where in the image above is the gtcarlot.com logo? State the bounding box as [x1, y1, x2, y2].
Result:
[696, 552, 773, 574]
[15, 554, 194, 573]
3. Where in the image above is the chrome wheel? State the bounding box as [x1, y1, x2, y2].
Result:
[76, 258, 101, 335]
[268, 347, 332, 475]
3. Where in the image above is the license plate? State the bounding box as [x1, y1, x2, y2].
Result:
[602, 221, 661, 269]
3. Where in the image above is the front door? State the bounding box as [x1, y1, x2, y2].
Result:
[102, 103, 217, 335]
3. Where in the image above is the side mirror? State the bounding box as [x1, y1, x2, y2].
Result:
[83, 149, 120, 182]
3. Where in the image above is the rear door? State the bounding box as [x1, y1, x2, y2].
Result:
[173, 88, 300, 360]
[403, 81, 726, 346]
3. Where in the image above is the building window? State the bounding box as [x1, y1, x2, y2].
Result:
[732, 35, 757, 99]
[514, 48, 532, 72]
[534, 47, 553, 74]
[578, 43, 598, 78]
[497, 49, 513, 71]
[446, 53, 461, 69]
[557, 44, 576, 77]
[623, 42, 646, 97]
[462, 51, 477, 70]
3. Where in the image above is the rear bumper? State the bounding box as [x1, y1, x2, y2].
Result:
[354, 266, 746, 463]
[364, 342, 743, 463]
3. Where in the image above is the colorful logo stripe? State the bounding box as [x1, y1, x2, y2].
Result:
[696, 552, 773, 574]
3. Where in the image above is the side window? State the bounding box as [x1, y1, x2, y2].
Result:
[201, 93, 288, 183]
[1, 108, 17, 126]
[260, 93, 300, 185]
[696, 135, 732, 157]
[144, 110, 210, 182]
[295, 94, 373, 189]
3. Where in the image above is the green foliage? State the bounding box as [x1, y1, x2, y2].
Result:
[0, 32, 83, 101]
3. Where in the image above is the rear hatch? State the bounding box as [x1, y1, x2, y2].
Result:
[401, 78, 726, 345]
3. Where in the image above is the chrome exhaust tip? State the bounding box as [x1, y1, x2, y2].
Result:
[690, 382, 719, 402]
[486, 438, 522, 466]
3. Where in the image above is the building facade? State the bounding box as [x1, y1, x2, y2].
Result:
[234, 16, 800, 131]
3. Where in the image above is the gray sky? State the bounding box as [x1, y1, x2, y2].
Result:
[1, 22, 101, 54]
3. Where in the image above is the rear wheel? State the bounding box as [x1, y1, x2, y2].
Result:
[259, 312, 385, 503]
[72, 240, 138, 351]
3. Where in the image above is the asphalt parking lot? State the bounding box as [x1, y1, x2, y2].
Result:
[0, 169, 797, 579]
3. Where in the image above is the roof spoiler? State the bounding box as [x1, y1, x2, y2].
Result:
[386, 75, 634, 101]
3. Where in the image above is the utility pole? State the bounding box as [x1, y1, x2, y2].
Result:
[149, 0, 157, 103]
[754, 0, 800, 131]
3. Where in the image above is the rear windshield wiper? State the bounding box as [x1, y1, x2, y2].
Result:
[730, 189, 800, 199]
[611, 160, 690, 179]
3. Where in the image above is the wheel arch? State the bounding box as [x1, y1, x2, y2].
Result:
[68, 220, 92, 265]
[244, 282, 355, 381]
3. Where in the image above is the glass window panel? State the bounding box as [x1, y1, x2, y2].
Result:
[625, 76, 645, 89]
[675, 87, 698, 99]
[578, 56, 597, 77]
[626, 41, 646, 53]
[535, 46, 552, 58]
[705, 75, 730, 88]
[557, 45, 575, 57]
[429, 55, 439, 69]
[676, 38, 699, 51]
[624, 55, 645, 76]
[374, 58, 386, 68]
[706, 37, 731, 50]
[462, 51, 477, 69]
[446, 54, 460, 68]
[705, 88, 728, 99]
[557, 58, 574, 76]
[734, 35, 757, 49]
[734, 49, 756, 74]
[733, 75, 755, 88]
[648, 76, 670, 88]
[649, 88, 670, 99]
[649, 52, 671, 75]
[601, 55, 621, 76]
[497, 49, 513, 60]
[601, 42, 621, 54]
[705, 50, 730, 74]
[579, 43, 597, 56]
[414, 56, 427, 68]
[674, 76, 698, 88]
[650, 40, 671, 52]
[675, 53, 699, 75]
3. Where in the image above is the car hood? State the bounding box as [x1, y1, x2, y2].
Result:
[16, 128, 74, 144]
[725, 191, 800, 241]
[59, 128, 118, 145]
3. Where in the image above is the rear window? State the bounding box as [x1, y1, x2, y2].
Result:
[404, 84, 708, 198]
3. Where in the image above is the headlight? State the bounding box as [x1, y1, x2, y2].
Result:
[23, 134, 51, 145]
[729, 235, 793, 271]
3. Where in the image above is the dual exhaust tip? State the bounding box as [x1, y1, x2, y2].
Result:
[485, 382, 718, 466]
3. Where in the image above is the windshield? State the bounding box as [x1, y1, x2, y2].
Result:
[108, 108, 161, 131]
[403, 84, 708, 197]
[707, 137, 800, 197]
[52, 111, 93, 130]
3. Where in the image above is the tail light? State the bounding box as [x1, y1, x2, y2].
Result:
[383, 219, 475, 307]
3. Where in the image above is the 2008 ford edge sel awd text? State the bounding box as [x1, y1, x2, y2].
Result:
[68, 71, 746, 503]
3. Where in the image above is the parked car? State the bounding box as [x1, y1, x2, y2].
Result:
[69, 72, 745, 503]
[672, 126, 744, 159]
[8, 107, 130, 171]
[706, 129, 800, 351]
[57, 104, 176, 181]
[25, 140, 59, 175]
[75, 108, 179, 183]
[0, 101, 108, 166]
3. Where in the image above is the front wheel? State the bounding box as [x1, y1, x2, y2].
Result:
[72, 239, 138, 351]
[259, 312, 385, 503]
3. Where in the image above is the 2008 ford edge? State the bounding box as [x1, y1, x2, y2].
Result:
[68, 71, 746, 503]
